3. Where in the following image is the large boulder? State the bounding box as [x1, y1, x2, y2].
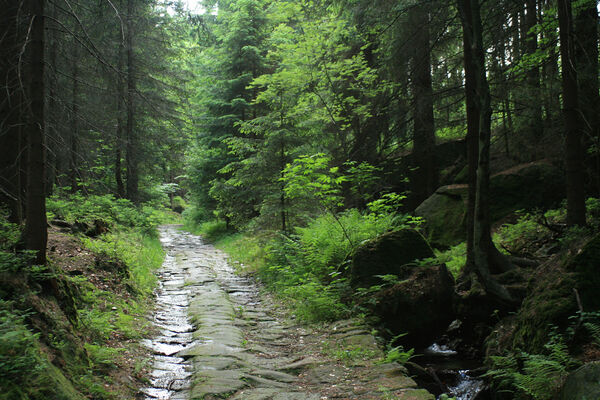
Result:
[416, 160, 565, 248]
[414, 185, 467, 248]
[349, 229, 434, 288]
[486, 234, 600, 356]
[560, 362, 600, 400]
[372, 264, 456, 348]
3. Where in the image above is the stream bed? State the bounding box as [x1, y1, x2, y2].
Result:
[420, 342, 488, 400]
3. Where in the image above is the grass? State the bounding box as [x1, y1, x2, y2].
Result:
[82, 231, 164, 295]
[0, 193, 172, 400]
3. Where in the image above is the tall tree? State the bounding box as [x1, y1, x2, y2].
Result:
[558, 0, 586, 226]
[125, 0, 139, 202]
[23, 0, 48, 264]
[409, 2, 438, 207]
[457, 0, 514, 303]
[0, 0, 24, 223]
[524, 0, 543, 153]
[574, 0, 600, 195]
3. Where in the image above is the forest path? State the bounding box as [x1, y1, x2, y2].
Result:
[141, 225, 433, 400]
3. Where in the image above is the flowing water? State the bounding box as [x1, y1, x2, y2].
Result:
[423, 343, 487, 400]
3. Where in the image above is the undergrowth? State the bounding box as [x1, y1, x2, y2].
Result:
[0, 193, 172, 399]
[187, 207, 412, 323]
[487, 329, 580, 400]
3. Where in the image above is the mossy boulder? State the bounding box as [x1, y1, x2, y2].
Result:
[372, 264, 456, 348]
[486, 234, 600, 356]
[488, 160, 564, 220]
[416, 161, 564, 248]
[349, 229, 434, 288]
[559, 362, 600, 400]
[414, 185, 467, 248]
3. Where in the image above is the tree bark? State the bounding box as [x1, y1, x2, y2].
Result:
[457, 0, 514, 304]
[23, 0, 47, 265]
[125, 0, 139, 203]
[409, 3, 438, 208]
[0, 0, 24, 223]
[574, 0, 600, 196]
[524, 0, 543, 155]
[116, 21, 125, 199]
[69, 39, 79, 193]
[558, 0, 586, 226]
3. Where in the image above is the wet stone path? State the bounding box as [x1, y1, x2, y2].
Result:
[141, 225, 434, 400]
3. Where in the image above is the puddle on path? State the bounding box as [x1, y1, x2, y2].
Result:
[139, 228, 195, 400]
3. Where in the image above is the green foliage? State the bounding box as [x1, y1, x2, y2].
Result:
[295, 209, 400, 281]
[381, 346, 414, 365]
[495, 212, 550, 255]
[85, 344, 125, 371]
[0, 303, 42, 394]
[0, 210, 19, 249]
[379, 333, 414, 365]
[81, 232, 164, 296]
[282, 280, 349, 323]
[47, 194, 178, 236]
[433, 243, 467, 278]
[282, 153, 346, 212]
[320, 340, 378, 365]
[184, 219, 232, 243]
[487, 330, 579, 400]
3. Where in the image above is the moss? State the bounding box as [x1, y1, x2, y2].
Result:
[415, 186, 467, 248]
[565, 234, 600, 310]
[487, 234, 600, 356]
[350, 229, 435, 287]
[489, 161, 564, 221]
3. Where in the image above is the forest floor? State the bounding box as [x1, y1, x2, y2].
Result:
[140, 225, 434, 400]
[46, 226, 156, 398]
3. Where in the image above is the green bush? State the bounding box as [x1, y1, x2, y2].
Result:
[295, 208, 400, 282]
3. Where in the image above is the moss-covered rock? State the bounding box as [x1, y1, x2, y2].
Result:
[489, 160, 564, 221]
[414, 185, 467, 248]
[372, 264, 456, 348]
[559, 362, 600, 400]
[486, 234, 600, 356]
[349, 229, 434, 288]
[416, 161, 565, 248]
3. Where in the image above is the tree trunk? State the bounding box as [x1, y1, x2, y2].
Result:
[69, 41, 79, 193]
[125, 0, 139, 203]
[457, 0, 514, 304]
[23, 0, 47, 265]
[0, 0, 23, 223]
[409, 3, 438, 208]
[116, 24, 125, 198]
[574, 0, 600, 196]
[524, 0, 543, 156]
[45, 1, 58, 196]
[558, 0, 586, 226]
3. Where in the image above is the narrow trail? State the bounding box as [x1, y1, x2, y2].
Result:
[141, 225, 433, 400]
